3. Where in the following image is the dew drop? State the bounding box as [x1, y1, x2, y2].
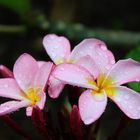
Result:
[100, 45, 107, 51]
[83, 101, 86, 105]
[54, 45, 58, 49]
[50, 94, 54, 98]
[124, 95, 130, 100]
[50, 35, 55, 40]
[128, 105, 133, 109]
[60, 67, 64, 71]
[105, 65, 110, 70]
[4, 84, 8, 88]
[110, 60, 115, 64]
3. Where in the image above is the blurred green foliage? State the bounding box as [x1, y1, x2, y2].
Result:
[0, 0, 140, 140]
[0, 0, 30, 16]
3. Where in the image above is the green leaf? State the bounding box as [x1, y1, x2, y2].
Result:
[126, 45, 140, 92]
[0, 0, 30, 16]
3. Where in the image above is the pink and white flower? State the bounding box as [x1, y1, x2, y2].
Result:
[53, 57, 140, 124]
[0, 53, 53, 116]
[43, 34, 115, 98]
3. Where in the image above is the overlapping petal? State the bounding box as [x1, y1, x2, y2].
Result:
[0, 78, 24, 100]
[79, 90, 107, 124]
[0, 100, 30, 116]
[107, 59, 140, 85]
[70, 39, 115, 72]
[53, 64, 96, 89]
[13, 53, 39, 92]
[75, 55, 99, 79]
[34, 62, 53, 90]
[110, 86, 140, 119]
[36, 92, 46, 110]
[48, 75, 65, 98]
[43, 34, 71, 64]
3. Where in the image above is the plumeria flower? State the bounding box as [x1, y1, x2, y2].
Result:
[0, 53, 53, 116]
[53, 57, 140, 124]
[43, 34, 115, 98]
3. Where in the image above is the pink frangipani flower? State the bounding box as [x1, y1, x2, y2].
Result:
[43, 34, 115, 98]
[53, 58, 140, 125]
[0, 53, 53, 116]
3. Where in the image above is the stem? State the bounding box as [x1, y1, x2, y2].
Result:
[0, 25, 26, 33]
[32, 107, 55, 140]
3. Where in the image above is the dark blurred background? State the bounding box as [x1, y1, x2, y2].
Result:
[0, 0, 140, 140]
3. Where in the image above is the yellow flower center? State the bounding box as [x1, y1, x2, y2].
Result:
[26, 87, 41, 105]
[55, 58, 74, 65]
[88, 74, 116, 97]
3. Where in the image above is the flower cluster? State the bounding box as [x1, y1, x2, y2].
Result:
[1, 34, 140, 125]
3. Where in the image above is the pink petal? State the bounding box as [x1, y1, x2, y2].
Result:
[13, 53, 39, 91]
[34, 62, 53, 90]
[43, 34, 71, 64]
[26, 106, 33, 116]
[70, 39, 115, 73]
[36, 91, 46, 110]
[53, 64, 96, 89]
[110, 86, 140, 119]
[108, 59, 140, 85]
[0, 100, 30, 116]
[75, 55, 99, 79]
[37, 61, 46, 68]
[79, 90, 107, 124]
[0, 78, 25, 100]
[48, 75, 65, 98]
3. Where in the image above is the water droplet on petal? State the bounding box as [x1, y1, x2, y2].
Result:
[83, 101, 86, 106]
[58, 38, 62, 42]
[124, 95, 130, 100]
[50, 35, 55, 40]
[60, 67, 64, 71]
[105, 65, 110, 70]
[128, 105, 133, 109]
[54, 45, 58, 49]
[50, 94, 54, 98]
[4, 84, 8, 88]
[110, 60, 115, 64]
[100, 45, 107, 51]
